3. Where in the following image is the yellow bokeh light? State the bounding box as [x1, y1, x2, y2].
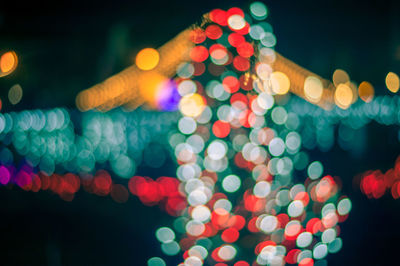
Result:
[8, 84, 23, 105]
[179, 93, 205, 117]
[135, 48, 160, 71]
[0, 51, 18, 74]
[304, 76, 323, 103]
[385, 72, 400, 93]
[358, 81, 374, 103]
[334, 83, 353, 109]
[270, 71, 290, 95]
[332, 69, 349, 87]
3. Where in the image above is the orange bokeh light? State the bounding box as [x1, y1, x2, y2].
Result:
[0, 51, 18, 75]
[135, 48, 160, 71]
[358, 81, 374, 102]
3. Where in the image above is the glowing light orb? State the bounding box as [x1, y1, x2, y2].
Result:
[0, 51, 18, 75]
[179, 93, 205, 117]
[358, 81, 374, 103]
[304, 76, 323, 103]
[156, 79, 180, 111]
[385, 72, 400, 93]
[8, 84, 23, 105]
[136, 48, 160, 71]
[334, 84, 353, 109]
[332, 69, 349, 87]
[270, 71, 290, 95]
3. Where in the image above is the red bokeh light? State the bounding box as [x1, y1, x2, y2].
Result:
[206, 25, 223, 40]
[190, 46, 209, 62]
[209, 9, 228, 26]
[233, 56, 250, 71]
[221, 227, 240, 243]
[213, 120, 231, 138]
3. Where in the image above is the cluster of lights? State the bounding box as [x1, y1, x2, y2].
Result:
[5, 90, 400, 179]
[0, 107, 187, 211]
[0, 51, 22, 110]
[78, 1, 398, 113]
[76, 28, 194, 112]
[286, 94, 400, 152]
[0, 157, 186, 212]
[0, 161, 126, 202]
[149, 3, 351, 266]
[0, 163, 81, 201]
[129, 176, 187, 216]
[330, 69, 399, 109]
[7, 2, 400, 264]
[0, 108, 177, 178]
[358, 155, 400, 199]
[1, 3, 399, 265]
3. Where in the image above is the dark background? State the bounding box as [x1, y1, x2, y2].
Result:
[0, 0, 400, 265]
